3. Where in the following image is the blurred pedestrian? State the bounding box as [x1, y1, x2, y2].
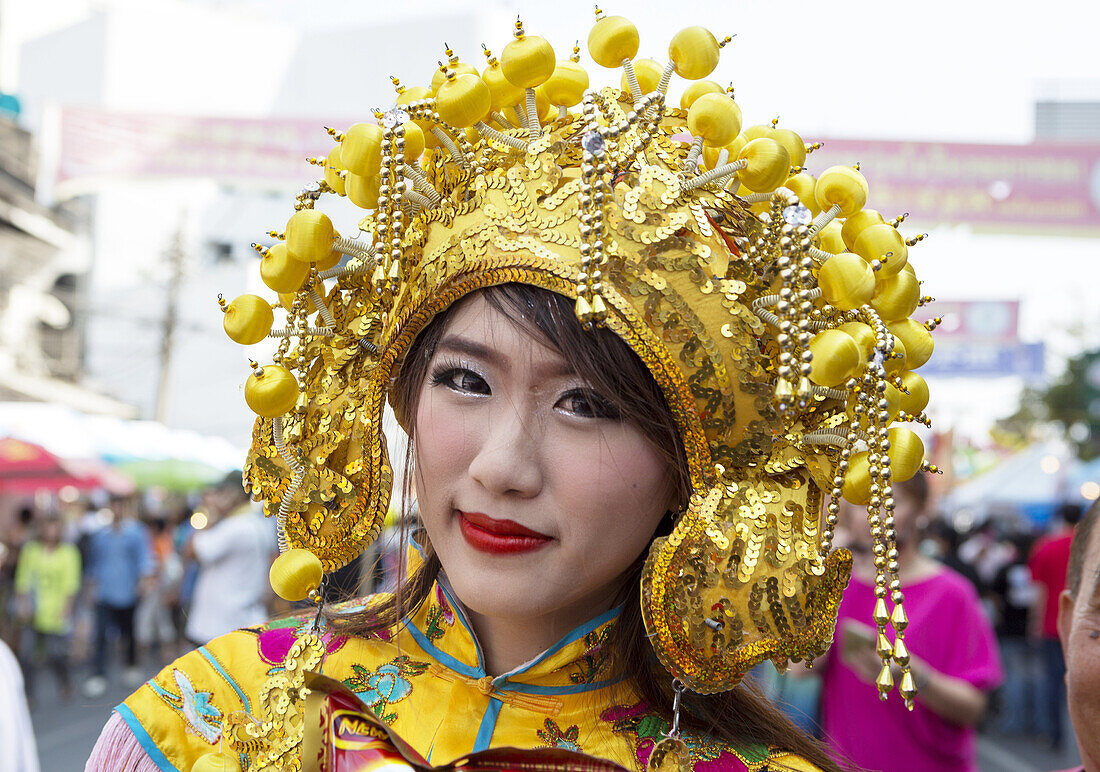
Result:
[135, 518, 183, 664]
[183, 472, 275, 646]
[84, 496, 155, 698]
[0, 506, 34, 650]
[14, 513, 81, 705]
[990, 532, 1041, 734]
[1030, 502, 1083, 749]
[1055, 499, 1100, 772]
[818, 473, 1003, 772]
[0, 636, 39, 772]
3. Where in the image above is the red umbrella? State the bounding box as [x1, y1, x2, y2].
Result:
[0, 437, 107, 494]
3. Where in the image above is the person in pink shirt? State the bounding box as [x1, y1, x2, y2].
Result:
[1055, 499, 1100, 772]
[818, 473, 1003, 772]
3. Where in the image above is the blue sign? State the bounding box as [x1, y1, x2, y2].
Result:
[919, 341, 1045, 377]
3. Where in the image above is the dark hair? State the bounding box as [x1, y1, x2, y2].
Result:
[336, 283, 846, 771]
[1067, 499, 1100, 597]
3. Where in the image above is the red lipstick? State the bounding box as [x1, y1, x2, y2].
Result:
[457, 511, 552, 555]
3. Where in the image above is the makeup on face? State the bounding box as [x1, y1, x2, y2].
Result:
[456, 510, 552, 555]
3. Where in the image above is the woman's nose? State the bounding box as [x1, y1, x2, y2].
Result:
[467, 403, 543, 498]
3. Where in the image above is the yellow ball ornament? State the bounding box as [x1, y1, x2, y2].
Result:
[191, 751, 239, 772]
[260, 243, 309, 294]
[783, 172, 820, 216]
[669, 26, 721, 80]
[314, 248, 341, 272]
[680, 80, 724, 110]
[842, 451, 873, 505]
[278, 290, 315, 314]
[853, 223, 908, 276]
[818, 253, 875, 311]
[541, 59, 589, 107]
[269, 548, 324, 602]
[435, 72, 492, 128]
[742, 124, 771, 142]
[588, 14, 640, 67]
[395, 85, 437, 148]
[736, 137, 791, 193]
[482, 61, 524, 111]
[871, 269, 920, 321]
[323, 147, 346, 196]
[888, 427, 925, 482]
[884, 382, 902, 421]
[340, 122, 383, 177]
[622, 58, 663, 95]
[402, 122, 426, 162]
[807, 329, 862, 388]
[687, 93, 741, 148]
[244, 364, 299, 418]
[898, 371, 929, 414]
[345, 173, 380, 210]
[285, 209, 334, 264]
[839, 321, 876, 360]
[818, 220, 846, 255]
[501, 27, 556, 89]
[815, 166, 869, 218]
[884, 335, 907, 376]
[430, 60, 478, 92]
[841, 209, 884, 250]
[223, 294, 273, 345]
[889, 318, 934, 370]
[768, 127, 806, 170]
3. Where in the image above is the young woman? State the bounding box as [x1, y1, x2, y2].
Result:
[89, 13, 938, 772]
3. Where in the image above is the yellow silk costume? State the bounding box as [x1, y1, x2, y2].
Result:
[121, 574, 819, 772]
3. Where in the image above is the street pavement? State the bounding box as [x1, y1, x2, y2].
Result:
[29, 660, 1085, 771]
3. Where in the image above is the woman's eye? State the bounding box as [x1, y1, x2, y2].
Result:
[432, 368, 490, 395]
[558, 389, 618, 419]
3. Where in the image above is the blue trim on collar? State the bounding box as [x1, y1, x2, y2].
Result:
[198, 646, 251, 713]
[404, 614, 484, 680]
[498, 674, 626, 696]
[499, 603, 623, 679]
[472, 696, 504, 752]
[435, 576, 485, 670]
[114, 703, 179, 772]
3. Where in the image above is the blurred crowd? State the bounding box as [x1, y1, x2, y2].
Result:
[0, 472, 407, 711]
[0, 470, 1096, 771]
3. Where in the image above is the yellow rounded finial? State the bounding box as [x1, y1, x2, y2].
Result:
[679, 79, 723, 110]
[541, 58, 590, 108]
[898, 371, 930, 416]
[285, 209, 335, 264]
[587, 14, 639, 67]
[435, 71, 493, 127]
[191, 751, 240, 772]
[669, 26, 721, 80]
[841, 209, 885, 250]
[621, 58, 662, 95]
[269, 548, 324, 602]
[807, 329, 862, 388]
[736, 137, 790, 193]
[501, 21, 556, 89]
[686, 93, 742, 148]
[345, 173, 380, 210]
[244, 364, 299, 417]
[223, 294, 274, 345]
[769, 126, 807, 169]
[888, 427, 925, 482]
[871, 270, 921, 321]
[852, 223, 909, 276]
[339, 122, 383, 177]
[323, 147, 346, 196]
[783, 171, 820, 216]
[817, 253, 875, 312]
[431, 51, 478, 91]
[259, 243, 309, 294]
[815, 165, 869, 218]
[888, 318, 934, 370]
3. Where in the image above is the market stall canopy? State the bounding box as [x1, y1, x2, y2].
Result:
[0, 437, 130, 494]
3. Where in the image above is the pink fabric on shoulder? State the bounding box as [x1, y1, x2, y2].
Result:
[85, 711, 160, 772]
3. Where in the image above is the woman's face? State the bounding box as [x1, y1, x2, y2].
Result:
[413, 294, 674, 630]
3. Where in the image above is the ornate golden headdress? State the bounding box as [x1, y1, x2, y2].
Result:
[219, 10, 937, 708]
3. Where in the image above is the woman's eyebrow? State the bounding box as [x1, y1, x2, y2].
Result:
[435, 334, 575, 377]
[436, 335, 506, 368]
